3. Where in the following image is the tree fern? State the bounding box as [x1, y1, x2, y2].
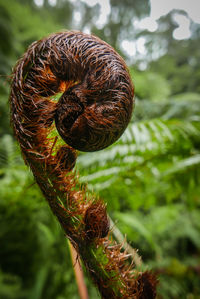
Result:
[78, 119, 200, 185]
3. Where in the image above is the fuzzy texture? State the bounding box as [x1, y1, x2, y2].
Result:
[10, 31, 157, 298]
[84, 200, 110, 239]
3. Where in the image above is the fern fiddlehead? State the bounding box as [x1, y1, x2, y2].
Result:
[10, 31, 157, 298]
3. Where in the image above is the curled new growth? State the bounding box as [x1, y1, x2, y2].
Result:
[11, 31, 134, 152]
[10, 31, 157, 298]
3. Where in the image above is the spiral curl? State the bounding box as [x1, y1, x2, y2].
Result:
[11, 31, 134, 152]
[10, 32, 157, 298]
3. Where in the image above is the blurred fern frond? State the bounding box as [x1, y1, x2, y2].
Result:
[0, 135, 22, 168]
[78, 118, 200, 175]
[77, 118, 200, 211]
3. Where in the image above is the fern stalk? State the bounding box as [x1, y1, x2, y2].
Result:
[10, 31, 157, 298]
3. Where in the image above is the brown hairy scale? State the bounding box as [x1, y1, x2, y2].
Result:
[84, 200, 110, 239]
[10, 31, 157, 298]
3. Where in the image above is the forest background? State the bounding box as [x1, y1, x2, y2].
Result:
[0, 0, 200, 298]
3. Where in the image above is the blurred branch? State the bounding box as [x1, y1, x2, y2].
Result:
[68, 240, 89, 299]
[109, 217, 142, 267]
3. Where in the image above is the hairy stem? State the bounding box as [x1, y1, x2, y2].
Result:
[10, 31, 157, 298]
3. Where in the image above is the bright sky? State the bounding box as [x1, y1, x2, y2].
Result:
[76, 0, 200, 58]
[35, 0, 200, 57]
[150, 0, 200, 23]
[149, 0, 200, 39]
[37, 0, 200, 38]
[79, 0, 200, 38]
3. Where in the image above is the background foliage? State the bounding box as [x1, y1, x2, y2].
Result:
[0, 0, 200, 298]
